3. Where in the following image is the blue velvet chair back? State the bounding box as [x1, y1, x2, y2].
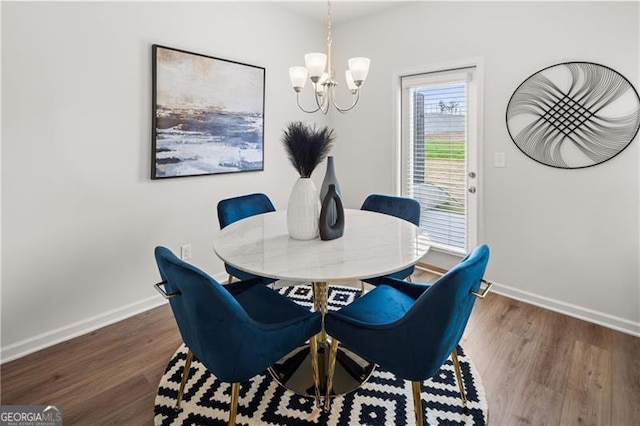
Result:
[155, 247, 258, 382]
[404, 244, 490, 378]
[217, 193, 275, 229]
[360, 194, 421, 226]
[217, 193, 276, 282]
[327, 244, 489, 381]
[154, 246, 319, 383]
[360, 194, 421, 280]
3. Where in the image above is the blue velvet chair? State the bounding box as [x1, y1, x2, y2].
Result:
[217, 193, 276, 284]
[154, 246, 322, 425]
[360, 194, 421, 288]
[324, 244, 491, 425]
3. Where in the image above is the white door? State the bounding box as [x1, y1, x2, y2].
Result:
[399, 65, 481, 254]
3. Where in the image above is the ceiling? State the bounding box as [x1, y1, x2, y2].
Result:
[272, 1, 407, 25]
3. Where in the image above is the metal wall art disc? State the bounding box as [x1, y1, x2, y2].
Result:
[506, 62, 640, 169]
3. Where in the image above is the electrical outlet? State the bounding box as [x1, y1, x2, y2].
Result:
[494, 152, 506, 168]
[180, 244, 192, 260]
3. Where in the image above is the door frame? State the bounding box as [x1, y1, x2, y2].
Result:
[391, 57, 485, 254]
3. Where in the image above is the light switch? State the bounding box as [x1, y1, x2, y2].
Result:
[494, 152, 506, 168]
[180, 244, 192, 260]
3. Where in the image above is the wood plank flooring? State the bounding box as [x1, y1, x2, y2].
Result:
[1, 269, 639, 425]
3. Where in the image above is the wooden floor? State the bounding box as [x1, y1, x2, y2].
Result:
[2, 269, 639, 425]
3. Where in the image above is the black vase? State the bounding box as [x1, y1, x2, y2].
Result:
[320, 156, 341, 226]
[319, 184, 345, 241]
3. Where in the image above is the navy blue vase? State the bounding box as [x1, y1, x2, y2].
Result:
[319, 184, 345, 241]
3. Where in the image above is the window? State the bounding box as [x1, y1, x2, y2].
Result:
[400, 66, 480, 254]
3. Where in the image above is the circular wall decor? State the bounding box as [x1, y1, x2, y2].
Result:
[506, 62, 640, 168]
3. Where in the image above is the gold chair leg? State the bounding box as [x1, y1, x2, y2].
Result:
[227, 275, 233, 284]
[407, 275, 413, 283]
[412, 381, 424, 426]
[309, 334, 321, 408]
[451, 348, 467, 405]
[324, 338, 340, 411]
[360, 281, 365, 296]
[228, 382, 240, 426]
[176, 349, 194, 409]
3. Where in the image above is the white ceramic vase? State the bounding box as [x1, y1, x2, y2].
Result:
[287, 177, 321, 240]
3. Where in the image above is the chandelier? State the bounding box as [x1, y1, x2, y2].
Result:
[288, 0, 370, 114]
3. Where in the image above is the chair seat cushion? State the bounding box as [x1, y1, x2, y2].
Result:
[226, 264, 275, 285]
[336, 285, 416, 325]
[363, 265, 415, 284]
[234, 284, 315, 325]
[386, 265, 415, 280]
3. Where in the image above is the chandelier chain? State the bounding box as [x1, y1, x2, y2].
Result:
[326, 0, 332, 47]
[326, 0, 333, 76]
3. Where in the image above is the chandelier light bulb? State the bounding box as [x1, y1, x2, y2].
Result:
[345, 70, 358, 93]
[348, 57, 370, 85]
[316, 73, 329, 96]
[305, 53, 327, 81]
[289, 66, 308, 91]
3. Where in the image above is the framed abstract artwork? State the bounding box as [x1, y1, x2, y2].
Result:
[506, 62, 640, 169]
[151, 45, 265, 179]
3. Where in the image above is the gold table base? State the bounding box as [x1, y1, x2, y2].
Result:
[268, 341, 375, 397]
[268, 282, 375, 396]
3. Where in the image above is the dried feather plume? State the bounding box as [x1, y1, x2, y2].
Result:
[282, 121, 335, 178]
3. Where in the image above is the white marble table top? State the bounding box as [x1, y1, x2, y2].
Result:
[214, 209, 430, 282]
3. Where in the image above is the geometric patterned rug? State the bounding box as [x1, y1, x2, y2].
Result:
[154, 285, 488, 425]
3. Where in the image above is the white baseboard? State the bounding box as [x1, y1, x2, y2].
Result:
[1, 295, 168, 364]
[491, 282, 640, 337]
[1, 271, 233, 363]
[417, 264, 640, 337]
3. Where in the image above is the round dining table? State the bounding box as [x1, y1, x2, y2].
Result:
[214, 208, 430, 396]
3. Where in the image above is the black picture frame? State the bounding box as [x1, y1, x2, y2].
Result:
[151, 45, 265, 179]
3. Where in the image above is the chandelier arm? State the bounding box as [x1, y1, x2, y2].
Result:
[295, 91, 322, 114]
[330, 88, 361, 113]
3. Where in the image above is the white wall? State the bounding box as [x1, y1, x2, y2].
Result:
[1, 1, 329, 360]
[330, 1, 639, 334]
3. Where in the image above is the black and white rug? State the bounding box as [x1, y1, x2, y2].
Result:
[155, 285, 488, 425]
